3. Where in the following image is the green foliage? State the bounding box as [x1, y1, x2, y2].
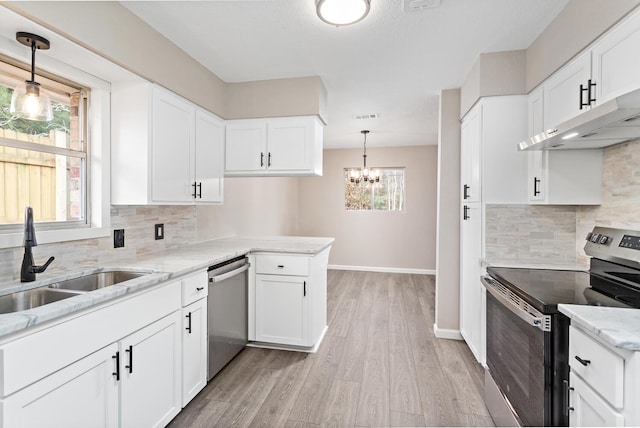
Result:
[344, 169, 405, 211]
[0, 85, 70, 136]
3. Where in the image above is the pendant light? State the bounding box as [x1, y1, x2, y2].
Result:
[350, 130, 380, 184]
[9, 32, 53, 122]
[316, 0, 371, 27]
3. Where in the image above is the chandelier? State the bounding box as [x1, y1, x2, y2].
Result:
[349, 130, 380, 184]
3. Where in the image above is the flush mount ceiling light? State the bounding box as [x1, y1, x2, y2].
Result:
[316, 0, 371, 26]
[350, 130, 380, 184]
[9, 32, 53, 122]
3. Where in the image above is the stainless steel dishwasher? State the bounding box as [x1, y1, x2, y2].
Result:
[207, 256, 249, 380]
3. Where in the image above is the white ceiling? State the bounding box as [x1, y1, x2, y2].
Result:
[121, 0, 569, 149]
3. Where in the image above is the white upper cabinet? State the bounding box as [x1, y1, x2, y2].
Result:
[543, 51, 593, 130]
[194, 110, 225, 203]
[152, 87, 195, 203]
[112, 83, 224, 205]
[460, 105, 481, 203]
[526, 87, 602, 205]
[225, 119, 268, 172]
[592, 7, 640, 105]
[225, 116, 323, 176]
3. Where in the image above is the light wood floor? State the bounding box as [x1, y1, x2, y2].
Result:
[168, 270, 494, 427]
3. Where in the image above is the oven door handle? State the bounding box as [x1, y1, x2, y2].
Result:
[482, 275, 551, 332]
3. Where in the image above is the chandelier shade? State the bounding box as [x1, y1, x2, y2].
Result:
[350, 130, 380, 184]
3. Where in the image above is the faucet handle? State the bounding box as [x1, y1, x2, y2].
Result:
[30, 256, 55, 274]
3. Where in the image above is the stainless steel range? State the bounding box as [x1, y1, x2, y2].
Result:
[482, 226, 640, 427]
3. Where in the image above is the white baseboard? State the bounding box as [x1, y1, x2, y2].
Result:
[328, 264, 435, 275]
[433, 324, 463, 340]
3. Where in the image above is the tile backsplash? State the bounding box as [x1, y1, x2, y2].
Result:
[485, 204, 578, 265]
[486, 138, 640, 267]
[0, 205, 197, 282]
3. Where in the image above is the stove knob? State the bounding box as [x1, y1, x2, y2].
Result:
[586, 232, 593, 241]
[591, 233, 600, 243]
[599, 235, 609, 245]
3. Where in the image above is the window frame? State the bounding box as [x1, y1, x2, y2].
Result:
[0, 71, 90, 231]
[0, 17, 116, 249]
[343, 166, 406, 212]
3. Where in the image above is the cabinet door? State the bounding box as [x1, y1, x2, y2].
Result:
[267, 117, 313, 172]
[2, 343, 119, 428]
[543, 51, 592, 129]
[152, 87, 194, 202]
[120, 311, 182, 428]
[255, 274, 310, 347]
[194, 109, 224, 203]
[569, 374, 624, 427]
[182, 299, 207, 407]
[592, 8, 640, 105]
[460, 202, 482, 363]
[527, 88, 546, 202]
[460, 105, 482, 203]
[225, 119, 267, 173]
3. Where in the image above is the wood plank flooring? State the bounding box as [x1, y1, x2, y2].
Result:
[168, 270, 494, 427]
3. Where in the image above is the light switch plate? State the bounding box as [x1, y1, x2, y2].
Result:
[114, 229, 125, 248]
[155, 224, 164, 240]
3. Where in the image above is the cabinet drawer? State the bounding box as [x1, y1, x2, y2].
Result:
[255, 255, 310, 276]
[182, 271, 208, 306]
[569, 325, 624, 409]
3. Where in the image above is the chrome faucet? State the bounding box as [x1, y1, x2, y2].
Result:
[21, 207, 55, 282]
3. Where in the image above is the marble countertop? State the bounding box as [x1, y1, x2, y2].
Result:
[0, 236, 334, 340]
[558, 304, 640, 352]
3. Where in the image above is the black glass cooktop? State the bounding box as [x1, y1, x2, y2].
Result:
[486, 266, 639, 314]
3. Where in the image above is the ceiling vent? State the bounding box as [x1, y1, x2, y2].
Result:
[353, 113, 379, 120]
[403, 0, 440, 12]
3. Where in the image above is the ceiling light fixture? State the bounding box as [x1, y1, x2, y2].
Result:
[350, 130, 380, 184]
[316, 0, 371, 27]
[9, 32, 53, 122]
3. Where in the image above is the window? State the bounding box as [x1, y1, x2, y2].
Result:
[344, 167, 405, 211]
[0, 60, 88, 229]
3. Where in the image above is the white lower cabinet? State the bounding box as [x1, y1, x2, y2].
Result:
[181, 298, 207, 407]
[1, 343, 119, 428]
[255, 274, 310, 346]
[119, 311, 182, 428]
[568, 325, 639, 426]
[570, 373, 624, 427]
[249, 248, 330, 351]
[0, 278, 188, 428]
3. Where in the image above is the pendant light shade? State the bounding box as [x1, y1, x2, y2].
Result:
[9, 32, 53, 122]
[316, 0, 371, 27]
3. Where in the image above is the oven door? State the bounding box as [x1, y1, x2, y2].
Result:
[483, 275, 548, 427]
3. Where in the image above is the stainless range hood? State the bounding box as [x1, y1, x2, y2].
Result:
[518, 87, 640, 151]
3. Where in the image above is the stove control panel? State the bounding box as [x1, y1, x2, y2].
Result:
[619, 234, 640, 250]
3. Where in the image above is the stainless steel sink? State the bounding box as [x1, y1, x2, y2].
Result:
[48, 270, 149, 292]
[0, 288, 77, 315]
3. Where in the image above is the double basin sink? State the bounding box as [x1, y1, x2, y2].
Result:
[0, 271, 149, 315]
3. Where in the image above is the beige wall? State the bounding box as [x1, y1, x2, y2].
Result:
[298, 147, 437, 271]
[460, 50, 526, 117]
[197, 177, 300, 239]
[526, 0, 640, 92]
[434, 89, 461, 333]
[227, 77, 328, 124]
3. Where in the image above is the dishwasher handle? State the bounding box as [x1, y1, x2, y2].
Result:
[209, 263, 249, 283]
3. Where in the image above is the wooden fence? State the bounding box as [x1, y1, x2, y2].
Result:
[0, 129, 61, 224]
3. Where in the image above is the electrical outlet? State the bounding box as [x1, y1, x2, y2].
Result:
[114, 229, 125, 248]
[155, 224, 164, 240]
